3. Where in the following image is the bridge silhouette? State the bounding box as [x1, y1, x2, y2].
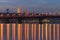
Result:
[0, 13, 59, 23]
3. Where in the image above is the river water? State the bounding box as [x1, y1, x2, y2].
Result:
[0, 18, 60, 40]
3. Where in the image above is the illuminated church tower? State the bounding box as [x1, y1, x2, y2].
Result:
[17, 7, 21, 13]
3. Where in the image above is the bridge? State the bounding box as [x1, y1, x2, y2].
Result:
[0, 12, 60, 23]
[0, 12, 60, 18]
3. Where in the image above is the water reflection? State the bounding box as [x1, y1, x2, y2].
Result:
[6, 24, 10, 40]
[18, 24, 22, 40]
[24, 24, 27, 40]
[46, 23, 49, 40]
[12, 24, 16, 40]
[38, 24, 40, 40]
[49, 24, 52, 40]
[34, 24, 36, 40]
[57, 24, 59, 40]
[32, 24, 33, 40]
[53, 24, 56, 40]
[0, 23, 59, 40]
[42, 24, 44, 40]
[26, 24, 29, 40]
[1, 24, 3, 40]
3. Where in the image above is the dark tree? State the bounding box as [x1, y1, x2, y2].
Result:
[6, 9, 9, 13]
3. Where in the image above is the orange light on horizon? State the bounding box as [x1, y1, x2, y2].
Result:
[6, 24, 10, 40]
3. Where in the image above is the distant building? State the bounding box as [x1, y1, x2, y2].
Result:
[17, 8, 21, 13]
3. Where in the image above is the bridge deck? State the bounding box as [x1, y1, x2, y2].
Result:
[0, 13, 60, 19]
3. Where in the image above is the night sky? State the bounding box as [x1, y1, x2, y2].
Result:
[0, 0, 60, 12]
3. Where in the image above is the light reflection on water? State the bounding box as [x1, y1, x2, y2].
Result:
[6, 24, 10, 40]
[1, 24, 3, 40]
[0, 23, 59, 40]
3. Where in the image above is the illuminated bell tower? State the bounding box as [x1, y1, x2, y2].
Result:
[17, 8, 21, 13]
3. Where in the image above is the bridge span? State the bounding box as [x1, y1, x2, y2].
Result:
[0, 13, 60, 18]
[0, 13, 59, 23]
